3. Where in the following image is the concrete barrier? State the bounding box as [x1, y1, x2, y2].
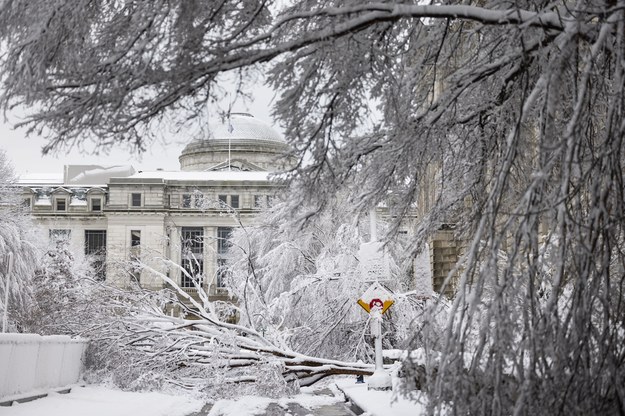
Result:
[0, 333, 88, 402]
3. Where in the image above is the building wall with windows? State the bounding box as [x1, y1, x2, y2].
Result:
[17, 114, 291, 300]
[17, 113, 456, 299]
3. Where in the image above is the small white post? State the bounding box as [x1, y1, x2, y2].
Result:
[373, 311, 384, 371]
[368, 307, 392, 390]
[2, 252, 14, 333]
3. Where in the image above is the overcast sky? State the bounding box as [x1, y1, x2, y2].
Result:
[0, 83, 278, 177]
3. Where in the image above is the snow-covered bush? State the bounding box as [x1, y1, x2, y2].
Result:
[18, 236, 95, 335]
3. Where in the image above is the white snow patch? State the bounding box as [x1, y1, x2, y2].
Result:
[1, 385, 204, 416]
[34, 196, 51, 206]
[69, 199, 87, 206]
[208, 390, 340, 416]
[336, 377, 428, 416]
[279, 391, 339, 409]
[208, 396, 272, 416]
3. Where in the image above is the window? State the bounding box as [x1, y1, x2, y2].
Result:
[91, 198, 102, 211]
[218, 194, 238, 209]
[56, 198, 66, 211]
[217, 227, 233, 287]
[182, 194, 191, 208]
[230, 195, 239, 209]
[194, 193, 204, 208]
[254, 195, 268, 208]
[182, 227, 203, 254]
[85, 230, 107, 281]
[217, 227, 232, 254]
[181, 258, 203, 288]
[23, 197, 31, 209]
[131, 193, 141, 207]
[131, 230, 141, 247]
[85, 230, 107, 255]
[129, 230, 142, 279]
[181, 227, 204, 288]
[50, 229, 71, 243]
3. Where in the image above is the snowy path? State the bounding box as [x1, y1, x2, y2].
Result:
[0, 385, 354, 416]
[205, 387, 352, 416]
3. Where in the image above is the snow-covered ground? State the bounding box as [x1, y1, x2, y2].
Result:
[208, 387, 341, 415]
[0, 384, 346, 416]
[0, 379, 428, 416]
[336, 378, 427, 416]
[0, 386, 204, 416]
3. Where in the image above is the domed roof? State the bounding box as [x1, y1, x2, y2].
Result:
[210, 113, 284, 143]
[178, 113, 294, 172]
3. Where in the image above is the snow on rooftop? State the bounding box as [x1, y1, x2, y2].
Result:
[69, 199, 88, 206]
[17, 173, 63, 185]
[68, 165, 135, 185]
[210, 113, 284, 143]
[126, 170, 274, 182]
[17, 165, 135, 186]
[33, 196, 51, 206]
[17, 168, 279, 187]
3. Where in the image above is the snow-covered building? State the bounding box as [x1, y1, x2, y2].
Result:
[17, 113, 295, 300]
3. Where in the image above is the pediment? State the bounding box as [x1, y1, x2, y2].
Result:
[207, 159, 265, 172]
[51, 187, 72, 195]
[86, 187, 107, 195]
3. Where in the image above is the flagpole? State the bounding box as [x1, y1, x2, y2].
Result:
[228, 116, 232, 171]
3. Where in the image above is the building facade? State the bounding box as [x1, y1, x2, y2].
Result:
[18, 113, 461, 300]
[18, 113, 294, 300]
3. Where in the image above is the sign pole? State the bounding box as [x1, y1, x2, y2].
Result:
[357, 287, 394, 390]
[358, 207, 392, 390]
[373, 309, 384, 372]
[367, 305, 392, 390]
[2, 252, 14, 333]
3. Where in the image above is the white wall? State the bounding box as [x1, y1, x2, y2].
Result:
[0, 333, 88, 401]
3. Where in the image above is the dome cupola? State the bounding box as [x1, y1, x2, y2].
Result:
[179, 113, 294, 172]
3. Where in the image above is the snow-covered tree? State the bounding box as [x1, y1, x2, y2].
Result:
[226, 197, 434, 363]
[1, 1, 625, 413]
[0, 150, 44, 332]
[0, 151, 131, 342]
[18, 232, 113, 335]
[90, 254, 378, 394]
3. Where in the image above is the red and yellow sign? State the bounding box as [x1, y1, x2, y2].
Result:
[357, 282, 394, 314]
